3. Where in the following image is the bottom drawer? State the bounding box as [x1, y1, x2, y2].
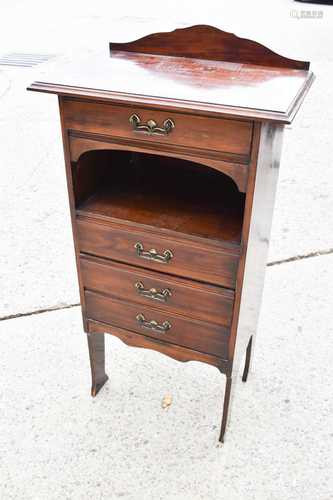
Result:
[85, 291, 229, 358]
[80, 255, 234, 326]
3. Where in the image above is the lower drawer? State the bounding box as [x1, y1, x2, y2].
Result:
[85, 290, 229, 358]
[80, 255, 234, 326]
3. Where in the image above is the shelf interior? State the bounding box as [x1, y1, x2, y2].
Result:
[75, 150, 245, 244]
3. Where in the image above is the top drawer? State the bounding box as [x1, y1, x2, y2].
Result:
[62, 99, 253, 158]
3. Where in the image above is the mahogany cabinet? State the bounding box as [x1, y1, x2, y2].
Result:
[28, 25, 313, 442]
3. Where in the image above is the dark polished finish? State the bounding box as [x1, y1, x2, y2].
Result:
[219, 374, 232, 443]
[110, 24, 309, 70]
[85, 290, 229, 357]
[28, 25, 314, 123]
[88, 319, 229, 371]
[242, 336, 253, 383]
[68, 132, 250, 192]
[62, 100, 253, 157]
[80, 255, 234, 326]
[28, 25, 313, 443]
[87, 333, 108, 397]
[76, 218, 240, 288]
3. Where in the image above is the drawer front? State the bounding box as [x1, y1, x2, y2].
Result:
[85, 291, 229, 358]
[77, 219, 239, 288]
[80, 256, 234, 326]
[63, 99, 253, 157]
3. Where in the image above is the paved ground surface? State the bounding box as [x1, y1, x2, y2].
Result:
[0, 1, 332, 499]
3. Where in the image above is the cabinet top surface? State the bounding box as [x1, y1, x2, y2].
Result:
[28, 25, 314, 123]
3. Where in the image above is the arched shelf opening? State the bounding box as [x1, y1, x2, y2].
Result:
[74, 149, 245, 246]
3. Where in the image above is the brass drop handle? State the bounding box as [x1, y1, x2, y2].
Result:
[135, 281, 172, 303]
[134, 242, 173, 264]
[136, 313, 171, 334]
[129, 114, 175, 136]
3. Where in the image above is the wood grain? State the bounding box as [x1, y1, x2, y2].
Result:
[229, 122, 284, 374]
[74, 150, 245, 243]
[80, 254, 234, 326]
[28, 26, 314, 124]
[62, 99, 253, 157]
[77, 218, 240, 288]
[27, 25, 313, 442]
[85, 290, 230, 358]
[69, 133, 250, 193]
[87, 320, 229, 370]
[110, 25, 309, 69]
[87, 333, 108, 396]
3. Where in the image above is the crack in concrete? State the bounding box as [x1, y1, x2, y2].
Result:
[267, 247, 333, 266]
[1, 247, 333, 323]
[0, 72, 12, 99]
[0, 303, 80, 322]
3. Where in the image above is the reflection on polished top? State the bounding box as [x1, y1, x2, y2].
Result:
[28, 25, 314, 123]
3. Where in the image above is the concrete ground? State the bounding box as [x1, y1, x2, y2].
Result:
[0, 1, 332, 499]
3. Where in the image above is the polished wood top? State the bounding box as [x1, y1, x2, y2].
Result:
[28, 25, 314, 123]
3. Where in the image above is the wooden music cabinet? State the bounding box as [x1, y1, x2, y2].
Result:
[28, 26, 313, 442]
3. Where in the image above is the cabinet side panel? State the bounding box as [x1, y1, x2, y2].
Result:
[58, 96, 87, 329]
[230, 122, 284, 374]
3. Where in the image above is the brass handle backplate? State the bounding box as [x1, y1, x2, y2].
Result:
[129, 114, 175, 136]
[134, 242, 173, 264]
[136, 313, 171, 334]
[135, 281, 172, 303]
